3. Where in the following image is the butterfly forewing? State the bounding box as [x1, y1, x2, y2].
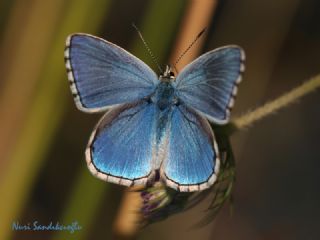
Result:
[174, 46, 245, 124]
[65, 33, 158, 112]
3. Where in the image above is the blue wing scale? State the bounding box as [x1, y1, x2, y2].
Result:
[86, 101, 158, 186]
[65, 33, 158, 112]
[174, 46, 245, 124]
[161, 105, 220, 192]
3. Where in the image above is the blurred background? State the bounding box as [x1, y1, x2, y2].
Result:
[1, 0, 320, 239]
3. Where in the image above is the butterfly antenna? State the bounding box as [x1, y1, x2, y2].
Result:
[132, 23, 163, 73]
[173, 28, 207, 71]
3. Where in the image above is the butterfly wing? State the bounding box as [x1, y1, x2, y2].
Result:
[174, 46, 245, 124]
[65, 33, 158, 112]
[86, 101, 158, 186]
[161, 105, 220, 192]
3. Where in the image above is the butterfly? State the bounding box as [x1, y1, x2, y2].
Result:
[64, 33, 245, 192]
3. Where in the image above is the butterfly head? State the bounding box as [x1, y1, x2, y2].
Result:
[160, 65, 175, 81]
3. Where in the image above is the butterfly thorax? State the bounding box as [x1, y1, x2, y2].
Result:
[151, 65, 177, 109]
[152, 81, 177, 111]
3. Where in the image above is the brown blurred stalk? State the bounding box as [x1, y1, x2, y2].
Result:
[112, 1, 218, 239]
[169, 0, 218, 71]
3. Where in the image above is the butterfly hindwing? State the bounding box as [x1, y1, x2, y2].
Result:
[174, 46, 245, 124]
[86, 101, 158, 187]
[161, 105, 220, 192]
[65, 33, 158, 112]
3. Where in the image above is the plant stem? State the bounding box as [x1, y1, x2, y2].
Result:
[233, 74, 320, 130]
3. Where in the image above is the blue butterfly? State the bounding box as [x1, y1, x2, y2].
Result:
[64, 33, 245, 192]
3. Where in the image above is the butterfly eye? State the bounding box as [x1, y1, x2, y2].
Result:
[169, 72, 175, 78]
